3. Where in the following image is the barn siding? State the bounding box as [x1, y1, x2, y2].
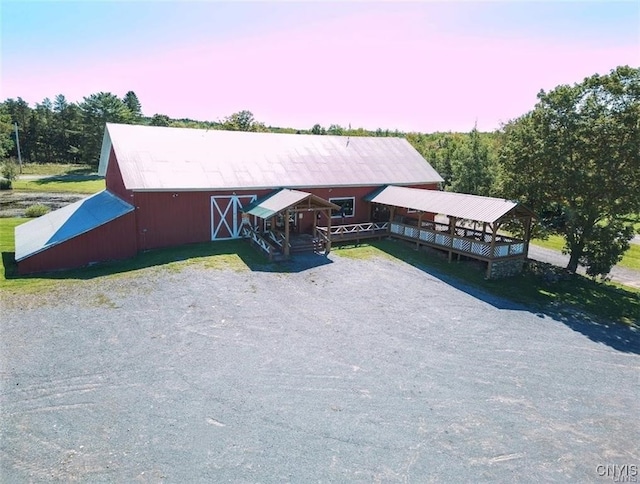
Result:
[133, 190, 273, 250]
[133, 184, 439, 250]
[18, 212, 138, 275]
[105, 149, 133, 202]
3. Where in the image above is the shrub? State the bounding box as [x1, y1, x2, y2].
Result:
[0, 178, 11, 190]
[1, 158, 18, 181]
[25, 204, 50, 218]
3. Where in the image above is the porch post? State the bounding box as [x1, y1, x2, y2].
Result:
[312, 208, 317, 235]
[486, 222, 499, 278]
[448, 216, 457, 262]
[326, 208, 332, 253]
[416, 211, 423, 249]
[388, 206, 396, 234]
[284, 209, 290, 258]
[524, 216, 532, 258]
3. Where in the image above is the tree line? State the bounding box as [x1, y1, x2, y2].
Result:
[1, 65, 638, 276]
[0, 94, 411, 166]
[0, 91, 500, 195]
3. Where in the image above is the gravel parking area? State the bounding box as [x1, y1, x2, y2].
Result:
[1, 253, 639, 482]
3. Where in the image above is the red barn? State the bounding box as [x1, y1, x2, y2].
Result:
[15, 124, 443, 273]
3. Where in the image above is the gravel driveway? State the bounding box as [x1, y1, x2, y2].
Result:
[1, 252, 638, 482]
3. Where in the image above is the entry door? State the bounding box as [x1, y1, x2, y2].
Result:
[211, 195, 257, 240]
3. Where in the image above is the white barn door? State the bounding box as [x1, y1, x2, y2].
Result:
[211, 195, 257, 240]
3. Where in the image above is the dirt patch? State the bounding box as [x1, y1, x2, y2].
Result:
[0, 191, 86, 218]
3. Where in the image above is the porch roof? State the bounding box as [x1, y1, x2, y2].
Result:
[367, 186, 535, 224]
[244, 188, 339, 219]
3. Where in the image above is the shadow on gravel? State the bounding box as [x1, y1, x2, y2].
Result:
[5, 237, 638, 354]
[362, 239, 640, 355]
[551, 313, 639, 354]
[249, 252, 333, 273]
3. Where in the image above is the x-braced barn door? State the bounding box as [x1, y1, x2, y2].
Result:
[211, 195, 257, 240]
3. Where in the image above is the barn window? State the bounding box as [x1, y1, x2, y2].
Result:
[330, 197, 355, 218]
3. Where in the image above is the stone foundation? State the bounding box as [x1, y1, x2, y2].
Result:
[488, 258, 524, 279]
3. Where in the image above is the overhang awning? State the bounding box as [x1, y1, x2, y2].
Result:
[15, 190, 135, 261]
[366, 185, 535, 224]
[243, 188, 339, 219]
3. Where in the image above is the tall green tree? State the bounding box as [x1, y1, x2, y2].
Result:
[53, 94, 82, 162]
[498, 66, 640, 275]
[122, 91, 143, 120]
[3, 98, 33, 161]
[150, 113, 171, 126]
[80, 92, 133, 164]
[450, 125, 495, 196]
[30, 98, 56, 162]
[221, 110, 262, 131]
[406, 132, 467, 189]
[0, 105, 14, 160]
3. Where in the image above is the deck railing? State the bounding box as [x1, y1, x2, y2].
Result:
[390, 222, 524, 259]
[245, 220, 524, 262]
[241, 226, 278, 258]
[267, 230, 288, 249]
[316, 222, 388, 240]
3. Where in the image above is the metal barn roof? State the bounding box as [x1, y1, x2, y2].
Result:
[98, 123, 444, 191]
[367, 186, 534, 224]
[15, 190, 134, 261]
[244, 189, 339, 219]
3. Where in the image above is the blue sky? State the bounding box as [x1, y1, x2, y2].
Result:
[1, 1, 638, 132]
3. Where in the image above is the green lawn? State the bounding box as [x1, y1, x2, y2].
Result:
[19, 163, 95, 176]
[531, 235, 640, 271]
[12, 176, 105, 194]
[0, 217, 269, 293]
[622, 213, 640, 234]
[4, 163, 105, 194]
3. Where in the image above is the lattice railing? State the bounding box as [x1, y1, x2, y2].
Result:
[391, 222, 525, 260]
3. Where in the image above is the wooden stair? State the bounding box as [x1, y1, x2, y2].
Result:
[290, 235, 325, 254]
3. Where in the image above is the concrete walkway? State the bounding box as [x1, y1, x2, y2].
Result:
[528, 244, 640, 289]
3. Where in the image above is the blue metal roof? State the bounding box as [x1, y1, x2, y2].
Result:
[15, 190, 134, 262]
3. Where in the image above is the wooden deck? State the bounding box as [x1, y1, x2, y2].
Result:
[389, 221, 526, 261]
[244, 220, 527, 265]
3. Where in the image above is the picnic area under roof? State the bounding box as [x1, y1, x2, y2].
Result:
[366, 186, 535, 224]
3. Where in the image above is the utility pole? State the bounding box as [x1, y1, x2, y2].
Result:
[14, 123, 22, 174]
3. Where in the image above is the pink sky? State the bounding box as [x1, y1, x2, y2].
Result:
[2, 3, 638, 132]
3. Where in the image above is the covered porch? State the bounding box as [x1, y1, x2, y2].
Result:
[367, 186, 536, 278]
[242, 188, 339, 260]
